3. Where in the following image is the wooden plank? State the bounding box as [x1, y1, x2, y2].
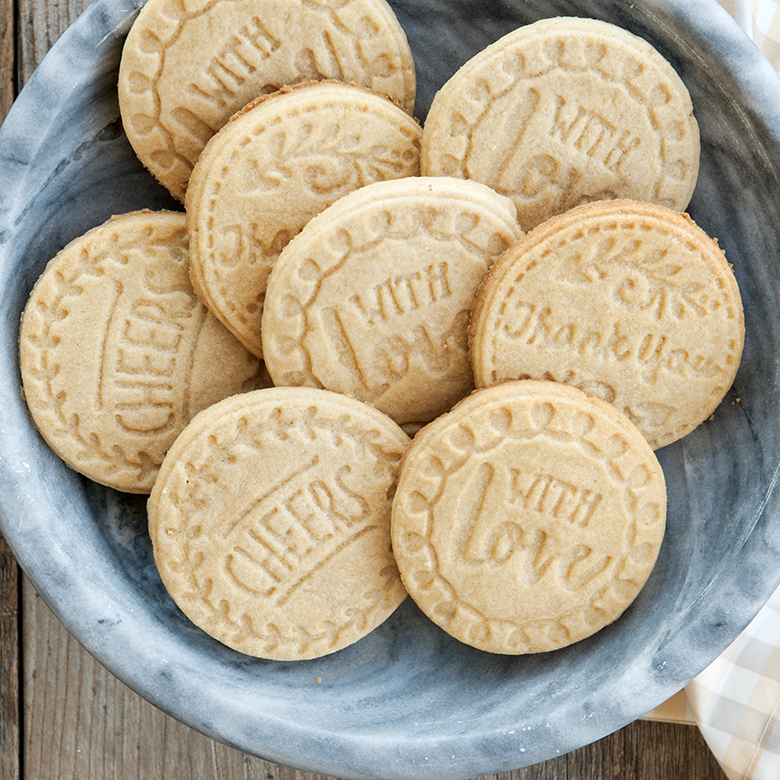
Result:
[0, 1, 20, 771]
[0, 537, 19, 780]
[16, 0, 94, 83]
[0, 22, 21, 780]
[0, 0, 13, 123]
[567, 719, 727, 780]
[2, 0, 24, 775]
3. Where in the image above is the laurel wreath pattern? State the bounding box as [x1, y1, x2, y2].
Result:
[196, 101, 421, 357]
[479, 218, 742, 447]
[154, 399, 407, 658]
[21, 226, 192, 490]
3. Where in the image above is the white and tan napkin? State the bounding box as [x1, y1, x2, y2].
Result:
[644, 582, 780, 779]
[687, 585, 780, 779]
[642, 5, 780, 779]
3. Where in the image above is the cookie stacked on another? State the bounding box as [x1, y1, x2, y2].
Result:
[19, 8, 747, 661]
[186, 80, 423, 358]
[118, 0, 417, 201]
[469, 199, 744, 450]
[391, 379, 667, 654]
[148, 387, 410, 661]
[261, 176, 523, 432]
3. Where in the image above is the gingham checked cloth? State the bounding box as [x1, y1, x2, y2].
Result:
[641, 5, 780, 778]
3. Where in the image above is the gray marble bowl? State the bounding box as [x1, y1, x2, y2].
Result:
[1, 0, 779, 777]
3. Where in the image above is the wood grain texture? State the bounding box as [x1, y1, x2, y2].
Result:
[0, 538, 19, 780]
[0, 0, 13, 122]
[1, 2, 19, 779]
[16, 0, 93, 83]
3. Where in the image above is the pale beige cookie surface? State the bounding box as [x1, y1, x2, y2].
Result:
[421, 16, 700, 231]
[19, 210, 268, 493]
[261, 177, 522, 431]
[186, 80, 422, 358]
[118, 0, 416, 201]
[391, 379, 667, 655]
[148, 386, 410, 660]
[469, 200, 744, 450]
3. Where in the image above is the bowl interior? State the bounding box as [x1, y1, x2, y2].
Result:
[2, 0, 780, 778]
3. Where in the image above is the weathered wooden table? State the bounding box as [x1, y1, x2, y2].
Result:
[0, 0, 730, 777]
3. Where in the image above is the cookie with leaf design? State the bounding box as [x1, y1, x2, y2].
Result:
[148, 386, 410, 660]
[118, 0, 416, 201]
[469, 199, 744, 449]
[186, 80, 422, 358]
[19, 210, 269, 493]
[391, 379, 667, 655]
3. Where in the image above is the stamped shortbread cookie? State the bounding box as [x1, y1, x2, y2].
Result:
[19, 210, 268, 493]
[421, 17, 700, 231]
[261, 177, 522, 431]
[469, 200, 744, 450]
[148, 386, 410, 660]
[186, 80, 423, 358]
[118, 0, 416, 201]
[391, 379, 667, 654]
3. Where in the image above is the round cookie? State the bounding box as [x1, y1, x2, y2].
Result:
[469, 199, 744, 450]
[148, 386, 410, 660]
[118, 0, 416, 201]
[421, 16, 700, 231]
[186, 80, 423, 358]
[261, 177, 523, 432]
[391, 379, 667, 655]
[19, 210, 269, 493]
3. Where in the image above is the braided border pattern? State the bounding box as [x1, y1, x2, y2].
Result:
[393, 394, 666, 654]
[119, 0, 414, 199]
[262, 194, 520, 401]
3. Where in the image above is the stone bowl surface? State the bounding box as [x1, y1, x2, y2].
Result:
[1, 1, 779, 778]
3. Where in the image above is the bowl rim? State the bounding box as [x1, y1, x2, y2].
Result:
[2, 0, 780, 778]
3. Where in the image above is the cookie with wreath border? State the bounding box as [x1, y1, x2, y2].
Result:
[261, 176, 522, 432]
[391, 379, 667, 655]
[118, 0, 416, 201]
[148, 386, 410, 660]
[420, 16, 699, 231]
[468, 199, 744, 450]
[19, 210, 268, 493]
[186, 80, 422, 358]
